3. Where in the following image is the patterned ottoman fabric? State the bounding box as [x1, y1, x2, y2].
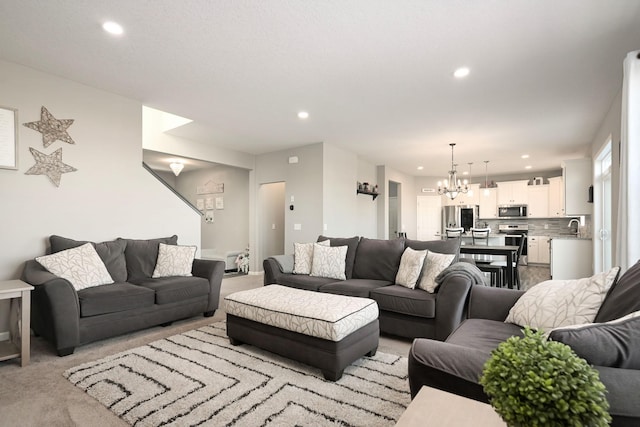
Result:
[224, 284, 379, 341]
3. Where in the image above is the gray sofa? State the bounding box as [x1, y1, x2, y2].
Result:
[21, 235, 225, 356]
[408, 260, 640, 427]
[263, 236, 483, 341]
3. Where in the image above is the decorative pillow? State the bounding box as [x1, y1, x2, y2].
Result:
[36, 243, 114, 291]
[505, 267, 621, 331]
[317, 236, 360, 279]
[310, 244, 348, 280]
[152, 243, 196, 278]
[395, 247, 428, 288]
[417, 251, 455, 293]
[293, 240, 329, 275]
[549, 310, 640, 369]
[49, 235, 127, 282]
[117, 235, 178, 280]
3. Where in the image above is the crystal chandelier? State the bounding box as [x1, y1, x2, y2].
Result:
[438, 143, 468, 200]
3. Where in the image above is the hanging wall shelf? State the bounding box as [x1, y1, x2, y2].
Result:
[357, 189, 378, 200]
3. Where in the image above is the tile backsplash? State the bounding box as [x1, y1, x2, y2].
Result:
[477, 217, 591, 238]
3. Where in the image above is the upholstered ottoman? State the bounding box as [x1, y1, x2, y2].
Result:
[224, 284, 379, 381]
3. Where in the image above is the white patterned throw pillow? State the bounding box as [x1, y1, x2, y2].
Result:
[417, 251, 455, 293]
[152, 243, 196, 278]
[505, 266, 620, 332]
[293, 240, 329, 274]
[396, 247, 428, 288]
[310, 243, 348, 280]
[36, 242, 113, 291]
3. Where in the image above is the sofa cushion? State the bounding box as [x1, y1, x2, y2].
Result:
[352, 238, 404, 282]
[370, 285, 436, 318]
[49, 235, 128, 282]
[418, 251, 456, 293]
[595, 259, 640, 322]
[152, 243, 196, 278]
[270, 274, 337, 292]
[118, 235, 178, 280]
[505, 266, 620, 332]
[319, 278, 392, 298]
[310, 244, 348, 280]
[77, 282, 155, 317]
[317, 235, 360, 279]
[134, 276, 210, 305]
[293, 240, 329, 274]
[36, 243, 114, 291]
[404, 238, 461, 263]
[396, 247, 428, 289]
[447, 318, 525, 352]
[549, 310, 640, 369]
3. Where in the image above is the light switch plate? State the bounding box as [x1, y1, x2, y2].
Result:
[294, 223, 302, 230]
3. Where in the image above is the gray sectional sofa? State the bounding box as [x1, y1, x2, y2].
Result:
[408, 260, 640, 427]
[263, 236, 482, 341]
[21, 235, 225, 356]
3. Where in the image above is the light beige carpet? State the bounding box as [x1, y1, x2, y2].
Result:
[0, 273, 413, 426]
[65, 322, 410, 427]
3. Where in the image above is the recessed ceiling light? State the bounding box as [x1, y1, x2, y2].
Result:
[102, 21, 124, 36]
[453, 67, 470, 78]
[525, 165, 532, 169]
[417, 166, 424, 170]
[297, 111, 309, 119]
[462, 171, 469, 175]
[521, 154, 530, 159]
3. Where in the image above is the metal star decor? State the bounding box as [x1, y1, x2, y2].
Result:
[25, 147, 77, 187]
[23, 106, 76, 148]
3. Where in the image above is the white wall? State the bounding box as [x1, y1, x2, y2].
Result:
[0, 60, 200, 331]
[377, 166, 417, 239]
[259, 182, 285, 259]
[323, 144, 358, 237]
[175, 165, 250, 256]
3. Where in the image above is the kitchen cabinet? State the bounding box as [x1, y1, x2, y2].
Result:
[479, 188, 498, 218]
[497, 180, 529, 205]
[562, 158, 592, 216]
[527, 185, 549, 218]
[551, 238, 593, 279]
[528, 236, 550, 264]
[548, 176, 565, 217]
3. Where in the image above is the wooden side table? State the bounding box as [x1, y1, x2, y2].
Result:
[395, 386, 506, 427]
[0, 280, 34, 367]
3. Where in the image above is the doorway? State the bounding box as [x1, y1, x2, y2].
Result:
[388, 181, 401, 238]
[259, 182, 286, 260]
[417, 196, 442, 240]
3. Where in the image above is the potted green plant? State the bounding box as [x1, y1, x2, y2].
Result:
[480, 328, 611, 427]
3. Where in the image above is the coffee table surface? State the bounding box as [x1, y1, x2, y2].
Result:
[395, 386, 506, 426]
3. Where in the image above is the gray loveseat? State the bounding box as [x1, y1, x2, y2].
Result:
[408, 260, 640, 427]
[263, 236, 483, 341]
[21, 235, 225, 356]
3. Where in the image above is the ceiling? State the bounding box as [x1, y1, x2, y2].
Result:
[1, 1, 639, 177]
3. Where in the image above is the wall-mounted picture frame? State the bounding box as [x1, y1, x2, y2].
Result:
[0, 106, 18, 170]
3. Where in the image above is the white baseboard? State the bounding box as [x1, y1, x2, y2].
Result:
[248, 271, 264, 276]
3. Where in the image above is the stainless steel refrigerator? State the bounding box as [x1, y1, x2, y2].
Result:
[442, 205, 479, 234]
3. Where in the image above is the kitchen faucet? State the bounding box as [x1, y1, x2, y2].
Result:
[567, 218, 580, 235]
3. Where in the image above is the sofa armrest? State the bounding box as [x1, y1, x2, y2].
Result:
[595, 366, 640, 422]
[263, 256, 293, 285]
[21, 260, 80, 353]
[192, 258, 225, 312]
[434, 275, 474, 341]
[468, 286, 525, 321]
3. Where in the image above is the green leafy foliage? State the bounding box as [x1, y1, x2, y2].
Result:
[479, 328, 611, 427]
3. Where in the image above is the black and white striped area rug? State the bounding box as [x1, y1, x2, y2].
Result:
[64, 322, 410, 427]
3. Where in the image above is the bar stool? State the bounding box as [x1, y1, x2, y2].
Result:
[445, 228, 464, 238]
[491, 238, 525, 289]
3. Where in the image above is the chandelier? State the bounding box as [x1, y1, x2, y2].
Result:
[438, 143, 468, 200]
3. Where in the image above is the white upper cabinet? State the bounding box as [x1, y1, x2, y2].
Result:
[479, 187, 498, 218]
[548, 176, 565, 217]
[563, 158, 592, 216]
[497, 180, 529, 205]
[527, 185, 549, 218]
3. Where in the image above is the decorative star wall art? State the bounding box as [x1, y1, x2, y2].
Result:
[25, 147, 77, 187]
[23, 106, 76, 148]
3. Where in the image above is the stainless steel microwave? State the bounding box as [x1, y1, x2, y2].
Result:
[498, 205, 528, 219]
